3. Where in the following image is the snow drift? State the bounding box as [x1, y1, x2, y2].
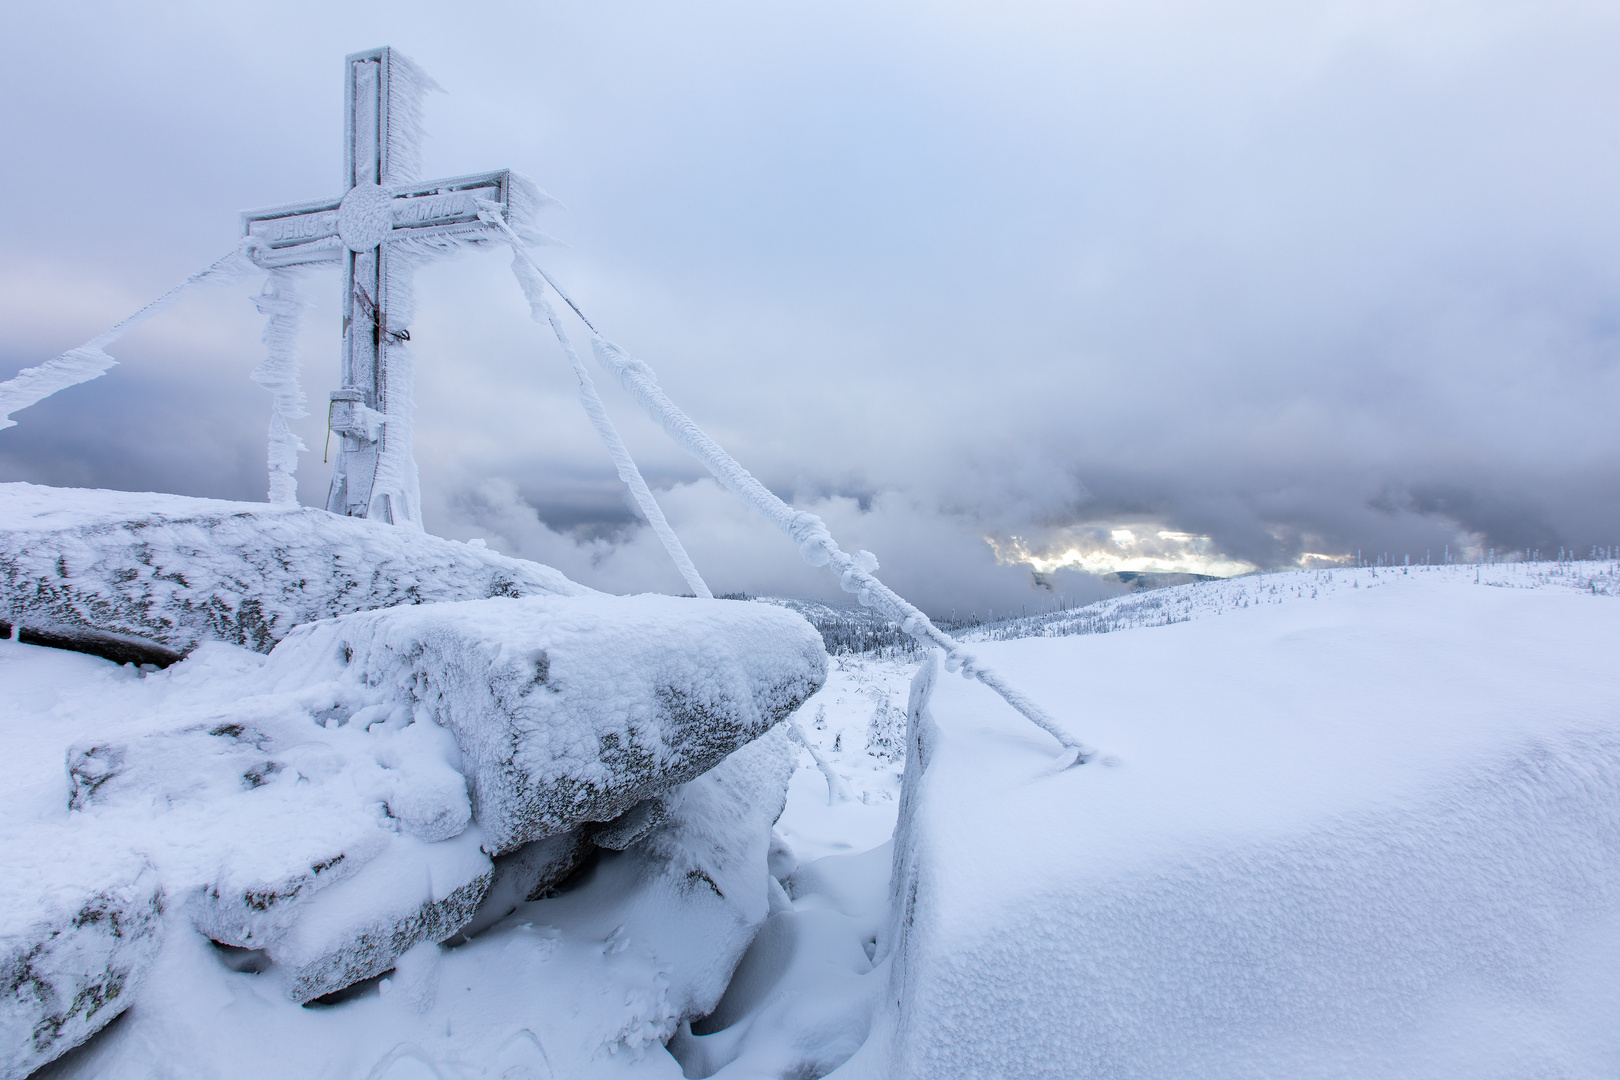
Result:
[854, 568, 1620, 1079]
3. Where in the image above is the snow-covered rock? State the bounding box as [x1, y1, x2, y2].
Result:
[0, 826, 163, 1080]
[14, 724, 802, 1080]
[6, 646, 493, 1014]
[260, 594, 828, 855]
[268, 829, 495, 1004]
[0, 482, 589, 658]
[0, 479, 833, 1071]
[3, 571, 827, 1054]
[854, 569, 1620, 1079]
[48, 665, 474, 965]
[627, 725, 802, 1026]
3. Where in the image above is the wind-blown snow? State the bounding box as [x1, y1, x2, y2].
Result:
[841, 566, 1620, 1079]
[249, 270, 311, 505]
[377, 48, 438, 190]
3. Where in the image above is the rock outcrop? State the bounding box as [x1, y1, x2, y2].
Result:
[260, 594, 827, 855]
[0, 483, 589, 661]
[2, 485, 828, 1067]
[0, 829, 164, 1080]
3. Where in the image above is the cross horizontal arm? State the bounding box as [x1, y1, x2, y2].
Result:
[241, 170, 514, 268]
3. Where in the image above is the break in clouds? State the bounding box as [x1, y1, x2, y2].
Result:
[2, 1, 1617, 615]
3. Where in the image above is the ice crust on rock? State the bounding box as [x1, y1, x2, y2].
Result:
[13, 644, 491, 1013]
[270, 829, 494, 1004]
[0, 482, 588, 657]
[260, 593, 828, 855]
[0, 826, 163, 1080]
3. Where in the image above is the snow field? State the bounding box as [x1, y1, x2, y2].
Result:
[961, 558, 1620, 644]
[849, 568, 1620, 1078]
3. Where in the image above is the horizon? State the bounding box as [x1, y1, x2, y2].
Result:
[3, 1, 1616, 615]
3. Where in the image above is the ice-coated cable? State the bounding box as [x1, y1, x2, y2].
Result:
[0, 240, 260, 431]
[480, 207, 1091, 763]
[784, 720, 854, 805]
[504, 248, 713, 600]
[589, 334, 1091, 764]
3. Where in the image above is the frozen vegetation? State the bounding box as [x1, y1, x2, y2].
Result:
[4, 484, 1618, 1078]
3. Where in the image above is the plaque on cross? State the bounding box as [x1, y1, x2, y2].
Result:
[241, 47, 517, 527]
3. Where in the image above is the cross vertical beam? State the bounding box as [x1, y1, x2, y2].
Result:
[331, 48, 394, 521]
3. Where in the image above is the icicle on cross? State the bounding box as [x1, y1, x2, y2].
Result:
[239, 47, 517, 527]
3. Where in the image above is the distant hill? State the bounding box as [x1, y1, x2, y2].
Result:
[722, 594, 922, 658]
[735, 559, 1620, 658]
[1103, 570, 1219, 591]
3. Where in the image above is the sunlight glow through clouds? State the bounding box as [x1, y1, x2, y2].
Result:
[991, 527, 1262, 578]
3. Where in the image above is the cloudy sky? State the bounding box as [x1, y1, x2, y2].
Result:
[2, 1, 1617, 614]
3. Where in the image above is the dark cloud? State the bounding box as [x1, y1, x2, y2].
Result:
[3, 1, 1618, 612]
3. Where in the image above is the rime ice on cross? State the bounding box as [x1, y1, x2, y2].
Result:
[241, 47, 517, 527]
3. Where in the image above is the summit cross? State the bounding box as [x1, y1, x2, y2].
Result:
[241, 47, 518, 526]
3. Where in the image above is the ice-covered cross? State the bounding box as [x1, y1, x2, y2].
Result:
[241, 47, 518, 527]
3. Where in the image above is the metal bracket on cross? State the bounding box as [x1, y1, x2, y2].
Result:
[238, 47, 521, 527]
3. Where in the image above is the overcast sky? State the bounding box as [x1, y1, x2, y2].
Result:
[2, 1, 1617, 614]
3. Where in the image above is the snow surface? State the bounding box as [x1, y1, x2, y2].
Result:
[0, 483, 588, 655]
[11, 561, 1620, 1078]
[842, 564, 1620, 1079]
